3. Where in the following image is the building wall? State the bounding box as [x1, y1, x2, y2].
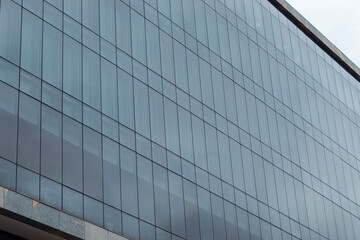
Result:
[0, 0, 360, 239]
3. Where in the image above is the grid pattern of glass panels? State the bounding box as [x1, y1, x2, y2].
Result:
[1, 0, 360, 239]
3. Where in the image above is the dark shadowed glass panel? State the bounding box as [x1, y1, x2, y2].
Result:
[21, 10, 42, 77]
[0, 82, 18, 162]
[198, 187, 213, 240]
[84, 196, 103, 227]
[0, 158, 16, 190]
[63, 186, 83, 219]
[137, 155, 155, 224]
[224, 201, 238, 240]
[62, 116, 83, 192]
[169, 172, 186, 238]
[183, 180, 201, 240]
[84, 127, 103, 200]
[40, 177, 61, 209]
[41, 106, 62, 182]
[17, 166, 39, 200]
[121, 146, 138, 216]
[211, 194, 226, 240]
[0, 0, 21, 65]
[43, 23, 62, 89]
[154, 164, 171, 231]
[18, 93, 40, 172]
[103, 137, 120, 208]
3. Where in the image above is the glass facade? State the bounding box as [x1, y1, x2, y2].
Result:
[0, 0, 360, 239]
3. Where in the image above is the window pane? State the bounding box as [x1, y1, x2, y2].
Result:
[83, 47, 100, 110]
[149, 89, 165, 146]
[178, 107, 194, 163]
[0, 82, 18, 162]
[173, 41, 188, 92]
[42, 23, 62, 88]
[21, 10, 42, 77]
[0, 157, 16, 190]
[103, 137, 120, 208]
[134, 80, 150, 138]
[84, 127, 103, 200]
[63, 116, 83, 191]
[101, 58, 118, 119]
[206, 6, 219, 54]
[104, 205, 121, 234]
[118, 69, 134, 128]
[63, 35, 82, 99]
[122, 213, 139, 240]
[115, 1, 131, 54]
[64, 0, 81, 22]
[18, 94, 41, 172]
[17, 166, 39, 200]
[160, 31, 175, 83]
[120, 147, 138, 216]
[198, 187, 213, 240]
[100, 0, 115, 44]
[84, 196, 103, 227]
[82, 0, 99, 34]
[63, 186, 83, 219]
[164, 98, 180, 155]
[169, 172, 186, 237]
[137, 155, 155, 224]
[0, 0, 21, 64]
[131, 10, 146, 64]
[154, 164, 171, 231]
[146, 21, 161, 74]
[40, 177, 61, 209]
[41, 106, 62, 182]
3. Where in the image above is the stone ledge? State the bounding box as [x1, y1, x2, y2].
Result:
[0, 187, 128, 240]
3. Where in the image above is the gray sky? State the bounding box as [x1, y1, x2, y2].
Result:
[286, 0, 360, 68]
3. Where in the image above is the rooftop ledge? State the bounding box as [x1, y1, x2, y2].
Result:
[269, 0, 360, 81]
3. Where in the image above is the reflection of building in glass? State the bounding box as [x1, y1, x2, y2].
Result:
[0, 0, 360, 239]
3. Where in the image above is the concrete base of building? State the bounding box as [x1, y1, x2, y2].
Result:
[0, 186, 128, 240]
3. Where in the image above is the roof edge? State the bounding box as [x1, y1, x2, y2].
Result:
[268, 0, 360, 81]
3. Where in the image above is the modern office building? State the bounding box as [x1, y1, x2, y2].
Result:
[1, 0, 360, 239]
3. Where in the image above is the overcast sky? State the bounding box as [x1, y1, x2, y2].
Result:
[285, 0, 360, 68]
